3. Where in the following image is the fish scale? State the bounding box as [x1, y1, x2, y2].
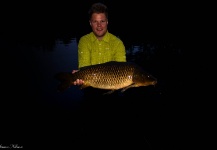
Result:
[55, 61, 157, 94]
[78, 64, 134, 89]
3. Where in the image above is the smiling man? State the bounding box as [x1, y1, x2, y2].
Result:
[73, 2, 127, 85]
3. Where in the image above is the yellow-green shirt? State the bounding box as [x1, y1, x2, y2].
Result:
[78, 31, 126, 69]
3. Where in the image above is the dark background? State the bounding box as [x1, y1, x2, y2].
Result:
[0, 0, 204, 149]
[1, 0, 194, 44]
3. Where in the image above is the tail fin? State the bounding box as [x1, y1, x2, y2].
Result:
[55, 72, 73, 92]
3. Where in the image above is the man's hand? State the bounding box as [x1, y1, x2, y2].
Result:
[72, 70, 84, 85]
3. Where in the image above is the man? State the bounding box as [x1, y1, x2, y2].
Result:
[73, 2, 126, 85]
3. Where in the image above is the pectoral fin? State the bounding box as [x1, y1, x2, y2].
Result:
[120, 83, 137, 92]
[103, 90, 116, 95]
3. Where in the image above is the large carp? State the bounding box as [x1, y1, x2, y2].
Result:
[55, 61, 157, 94]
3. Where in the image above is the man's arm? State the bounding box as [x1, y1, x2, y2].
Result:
[78, 37, 91, 69]
[114, 40, 127, 62]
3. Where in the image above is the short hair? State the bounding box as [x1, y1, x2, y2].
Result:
[88, 2, 108, 20]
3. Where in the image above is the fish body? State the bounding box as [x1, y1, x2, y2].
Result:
[55, 61, 157, 93]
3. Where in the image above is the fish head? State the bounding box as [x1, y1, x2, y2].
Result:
[133, 71, 157, 87]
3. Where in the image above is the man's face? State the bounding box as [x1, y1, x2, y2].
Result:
[90, 13, 108, 40]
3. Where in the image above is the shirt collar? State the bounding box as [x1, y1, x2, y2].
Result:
[90, 31, 110, 43]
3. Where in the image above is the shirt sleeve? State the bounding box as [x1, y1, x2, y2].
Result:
[78, 36, 91, 69]
[114, 40, 127, 62]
